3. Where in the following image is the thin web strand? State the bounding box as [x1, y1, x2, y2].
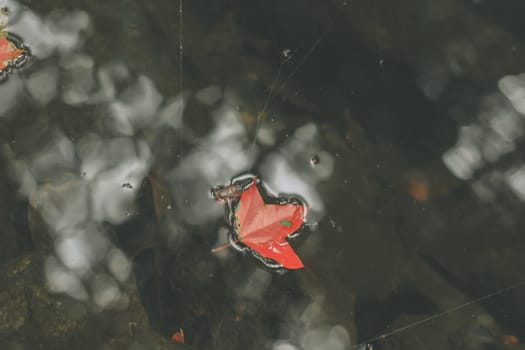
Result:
[229, 15, 264, 116]
[349, 278, 525, 349]
[249, 62, 284, 158]
[229, 3, 523, 349]
[373, 0, 383, 65]
[179, 0, 184, 220]
[237, 2, 347, 160]
[228, 16, 276, 160]
[275, 2, 347, 92]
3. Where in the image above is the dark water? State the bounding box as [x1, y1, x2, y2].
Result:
[2, 0, 525, 349]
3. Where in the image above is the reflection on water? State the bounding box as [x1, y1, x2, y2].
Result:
[1, 0, 525, 349]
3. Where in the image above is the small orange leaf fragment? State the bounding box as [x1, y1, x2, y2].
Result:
[0, 36, 24, 69]
[407, 172, 430, 202]
[502, 334, 519, 346]
[171, 328, 184, 343]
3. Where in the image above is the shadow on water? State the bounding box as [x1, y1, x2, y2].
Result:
[355, 286, 438, 342]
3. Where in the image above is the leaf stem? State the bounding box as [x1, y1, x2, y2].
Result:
[211, 241, 237, 253]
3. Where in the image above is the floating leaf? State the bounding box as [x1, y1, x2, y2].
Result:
[213, 175, 307, 269]
[171, 328, 184, 343]
[0, 6, 31, 80]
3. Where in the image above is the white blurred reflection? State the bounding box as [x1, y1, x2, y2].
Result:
[80, 136, 152, 224]
[15, 130, 147, 303]
[273, 291, 351, 350]
[300, 325, 350, 350]
[443, 125, 484, 180]
[92, 273, 124, 309]
[235, 268, 272, 301]
[3, 2, 152, 303]
[168, 94, 253, 226]
[499, 73, 525, 115]
[56, 237, 94, 275]
[1, 0, 169, 307]
[506, 166, 525, 201]
[417, 61, 449, 101]
[0, 74, 23, 116]
[45, 256, 88, 301]
[81, 62, 131, 105]
[1, 4, 339, 337]
[261, 123, 334, 220]
[26, 66, 58, 106]
[443, 72, 525, 204]
[61, 53, 95, 105]
[108, 75, 163, 135]
[157, 95, 186, 130]
[195, 85, 221, 105]
[10, 6, 90, 59]
[273, 341, 300, 350]
[107, 248, 132, 283]
[0, 4, 90, 115]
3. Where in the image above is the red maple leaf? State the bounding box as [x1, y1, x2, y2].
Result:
[0, 36, 25, 70]
[219, 176, 307, 269]
[171, 328, 184, 343]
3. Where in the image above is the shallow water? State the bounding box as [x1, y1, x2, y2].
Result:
[2, 0, 525, 349]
